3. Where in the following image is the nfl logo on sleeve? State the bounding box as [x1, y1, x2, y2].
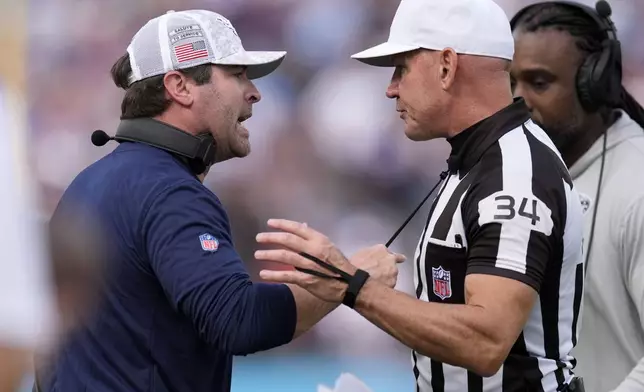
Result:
[199, 233, 219, 252]
[432, 266, 452, 300]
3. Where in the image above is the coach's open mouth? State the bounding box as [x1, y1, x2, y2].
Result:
[237, 114, 251, 125]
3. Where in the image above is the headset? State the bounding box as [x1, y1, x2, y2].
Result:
[510, 0, 622, 113]
[511, 0, 622, 277]
[91, 117, 217, 175]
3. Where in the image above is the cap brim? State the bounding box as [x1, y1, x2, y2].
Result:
[351, 42, 421, 67]
[215, 50, 287, 79]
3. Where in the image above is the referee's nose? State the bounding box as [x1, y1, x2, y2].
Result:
[512, 84, 532, 111]
[512, 82, 523, 100]
[386, 78, 400, 99]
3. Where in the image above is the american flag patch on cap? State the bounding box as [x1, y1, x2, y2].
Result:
[174, 40, 209, 63]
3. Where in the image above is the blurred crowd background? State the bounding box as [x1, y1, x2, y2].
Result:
[2, 0, 644, 390]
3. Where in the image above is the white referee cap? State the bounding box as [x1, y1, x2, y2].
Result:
[126, 10, 286, 86]
[351, 0, 514, 66]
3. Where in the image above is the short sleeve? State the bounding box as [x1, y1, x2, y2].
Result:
[142, 179, 296, 353]
[462, 141, 564, 293]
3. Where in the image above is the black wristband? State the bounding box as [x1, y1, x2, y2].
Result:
[342, 269, 370, 308]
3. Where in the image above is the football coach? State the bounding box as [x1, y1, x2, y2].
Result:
[255, 0, 587, 391]
[36, 9, 403, 392]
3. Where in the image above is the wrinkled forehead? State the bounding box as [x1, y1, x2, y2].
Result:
[512, 28, 584, 75]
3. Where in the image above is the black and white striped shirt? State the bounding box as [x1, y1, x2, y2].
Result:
[412, 99, 585, 392]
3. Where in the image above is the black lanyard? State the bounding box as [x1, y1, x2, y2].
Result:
[297, 170, 450, 280]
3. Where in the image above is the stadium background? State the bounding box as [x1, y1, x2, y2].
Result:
[3, 0, 643, 390]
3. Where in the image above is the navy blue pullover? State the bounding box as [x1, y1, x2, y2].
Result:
[46, 134, 297, 392]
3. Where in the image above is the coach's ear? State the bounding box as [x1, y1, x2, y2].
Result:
[438, 48, 458, 91]
[163, 71, 194, 107]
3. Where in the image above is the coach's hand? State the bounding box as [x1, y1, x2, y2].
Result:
[255, 219, 404, 303]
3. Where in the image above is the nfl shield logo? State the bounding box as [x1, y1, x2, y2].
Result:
[199, 233, 219, 252]
[432, 266, 452, 300]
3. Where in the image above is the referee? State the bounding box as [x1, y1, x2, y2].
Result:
[38, 9, 403, 392]
[255, 0, 586, 391]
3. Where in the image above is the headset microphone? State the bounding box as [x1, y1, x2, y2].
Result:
[91, 130, 114, 147]
[595, 0, 611, 18]
[89, 118, 217, 176]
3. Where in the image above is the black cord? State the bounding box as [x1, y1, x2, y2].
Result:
[584, 130, 607, 275]
[295, 252, 349, 281]
[295, 170, 449, 279]
[385, 170, 449, 247]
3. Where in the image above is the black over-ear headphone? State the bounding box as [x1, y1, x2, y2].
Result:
[510, 0, 622, 113]
[91, 118, 217, 175]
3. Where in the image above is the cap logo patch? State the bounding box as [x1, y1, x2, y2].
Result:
[169, 24, 204, 44]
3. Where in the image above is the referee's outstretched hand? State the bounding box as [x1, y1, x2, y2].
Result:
[255, 219, 405, 303]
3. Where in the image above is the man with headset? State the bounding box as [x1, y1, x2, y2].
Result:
[511, 1, 644, 391]
[38, 9, 403, 392]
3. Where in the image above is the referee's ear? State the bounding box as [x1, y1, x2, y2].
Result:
[438, 48, 458, 91]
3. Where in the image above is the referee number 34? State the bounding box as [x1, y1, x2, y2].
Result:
[477, 191, 554, 236]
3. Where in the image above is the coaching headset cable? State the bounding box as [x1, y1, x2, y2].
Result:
[583, 130, 608, 276]
[295, 169, 450, 307]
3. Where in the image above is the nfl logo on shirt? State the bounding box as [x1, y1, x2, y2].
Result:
[199, 233, 219, 252]
[432, 266, 452, 300]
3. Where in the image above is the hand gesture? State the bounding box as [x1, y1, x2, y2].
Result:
[255, 219, 404, 303]
[350, 244, 405, 288]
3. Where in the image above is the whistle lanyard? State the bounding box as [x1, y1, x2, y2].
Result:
[297, 170, 450, 279]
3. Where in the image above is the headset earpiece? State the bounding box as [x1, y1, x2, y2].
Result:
[576, 31, 622, 112]
[576, 51, 605, 112]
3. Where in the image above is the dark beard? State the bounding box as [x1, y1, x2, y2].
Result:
[533, 119, 580, 155]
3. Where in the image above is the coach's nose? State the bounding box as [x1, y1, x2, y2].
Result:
[246, 81, 261, 104]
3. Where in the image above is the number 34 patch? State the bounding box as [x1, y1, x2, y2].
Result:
[477, 191, 554, 236]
